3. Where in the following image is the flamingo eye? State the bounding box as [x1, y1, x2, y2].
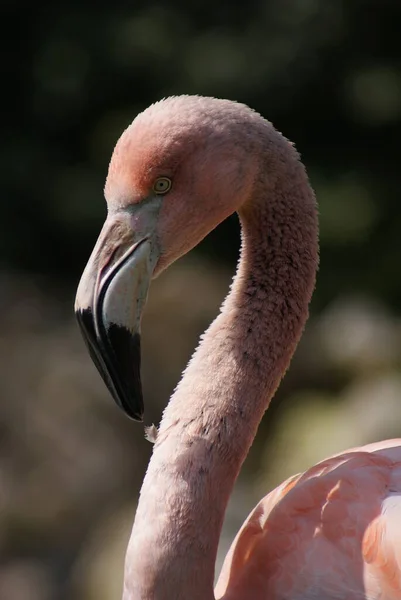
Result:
[153, 177, 172, 195]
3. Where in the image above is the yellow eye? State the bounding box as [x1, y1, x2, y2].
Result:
[153, 177, 172, 195]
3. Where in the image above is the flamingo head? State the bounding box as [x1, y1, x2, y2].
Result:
[74, 96, 261, 420]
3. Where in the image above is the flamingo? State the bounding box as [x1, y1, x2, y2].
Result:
[75, 95, 401, 599]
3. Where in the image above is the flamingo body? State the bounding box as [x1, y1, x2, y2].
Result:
[216, 439, 401, 599]
[74, 95, 401, 599]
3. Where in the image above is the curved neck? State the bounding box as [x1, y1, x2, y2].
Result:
[123, 154, 318, 600]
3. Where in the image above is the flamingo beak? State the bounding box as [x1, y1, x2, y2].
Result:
[74, 208, 160, 420]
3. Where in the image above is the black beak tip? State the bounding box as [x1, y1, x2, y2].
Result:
[114, 391, 144, 422]
[107, 326, 144, 420]
[75, 308, 145, 422]
[126, 409, 144, 422]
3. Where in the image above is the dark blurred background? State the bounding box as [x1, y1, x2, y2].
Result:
[1, 1, 401, 598]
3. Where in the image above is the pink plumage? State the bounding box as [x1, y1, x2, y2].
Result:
[76, 95, 401, 600]
[216, 439, 401, 599]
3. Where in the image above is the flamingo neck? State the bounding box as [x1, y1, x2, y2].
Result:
[123, 151, 318, 600]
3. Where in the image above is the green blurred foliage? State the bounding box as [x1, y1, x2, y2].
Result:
[2, 0, 401, 310]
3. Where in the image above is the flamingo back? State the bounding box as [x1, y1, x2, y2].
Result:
[215, 439, 401, 600]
